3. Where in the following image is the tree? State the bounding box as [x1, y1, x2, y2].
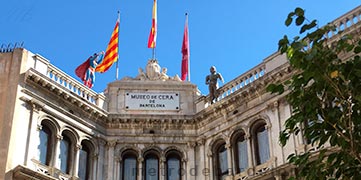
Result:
[267, 7, 361, 179]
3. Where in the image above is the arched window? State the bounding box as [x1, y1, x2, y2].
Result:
[59, 134, 73, 174]
[38, 123, 53, 166]
[144, 151, 159, 180]
[253, 122, 270, 165]
[215, 142, 228, 180]
[78, 140, 92, 180]
[120, 150, 138, 180]
[233, 132, 248, 173]
[166, 151, 182, 180]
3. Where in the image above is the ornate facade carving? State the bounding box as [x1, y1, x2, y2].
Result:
[122, 59, 182, 81]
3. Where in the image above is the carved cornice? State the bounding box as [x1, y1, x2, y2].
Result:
[24, 68, 108, 121]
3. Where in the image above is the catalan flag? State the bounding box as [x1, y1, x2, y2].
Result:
[96, 18, 119, 73]
[147, 0, 157, 48]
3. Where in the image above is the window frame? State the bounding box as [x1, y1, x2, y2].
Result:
[165, 151, 182, 180]
[121, 150, 138, 180]
[213, 141, 229, 180]
[143, 150, 160, 180]
[252, 121, 270, 165]
[232, 131, 248, 174]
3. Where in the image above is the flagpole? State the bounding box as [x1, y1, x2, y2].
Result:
[153, 48, 156, 59]
[116, 11, 120, 80]
[186, 13, 190, 81]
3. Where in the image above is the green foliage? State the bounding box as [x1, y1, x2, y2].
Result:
[268, 7, 361, 179]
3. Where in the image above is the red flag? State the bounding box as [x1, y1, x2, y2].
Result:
[181, 14, 189, 81]
[75, 59, 90, 81]
[148, 0, 157, 48]
[96, 19, 119, 73]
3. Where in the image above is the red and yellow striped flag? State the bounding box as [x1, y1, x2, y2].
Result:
[96, 19, 119, 73]
[147, 0, 157, 48]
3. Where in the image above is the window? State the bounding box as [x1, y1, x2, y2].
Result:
[59, 135, 72, 174]
[121, 151, 138, 180]
[233, 132, 248, 173]
[78, 141, 92, 180]
[38, 124, 53, 166]
[144, 152, 159, 180]
[253, 122, 270, 165]
[215, 143, 228, 180]
[166, 152, 182, 180]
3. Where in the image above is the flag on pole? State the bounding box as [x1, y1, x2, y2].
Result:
[147, 0, 157, 48]
[181, 13, 190, 81]
[96, 18, 119, 73]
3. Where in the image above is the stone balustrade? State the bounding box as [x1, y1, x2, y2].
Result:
[325, 5, 361, 39]
[198, 5, 361, 109]
[218, 63, 265, 101]
[31, 54, 106, 109]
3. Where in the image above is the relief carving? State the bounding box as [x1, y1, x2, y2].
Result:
[122, 59, 182, 81]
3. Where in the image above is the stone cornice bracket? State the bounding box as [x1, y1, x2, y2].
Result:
[20, 96, 45, 112]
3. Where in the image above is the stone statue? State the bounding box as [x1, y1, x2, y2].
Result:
[160, 67, 170, 81]
[205, 66, 224, 103]
[146, 59, 161, 80]
[121, 59, 182, 82]
[135, 68, 147, 80]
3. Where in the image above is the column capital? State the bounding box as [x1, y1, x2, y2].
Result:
[93, 153, 99, 160]
[76, 144, 82, 150]
[225, 143, 232, 149]
[160, 157, 166, 163]
[115, 155, 121, 162]
[106, 140, 117, 148]
[187, 141, 197, 148]
[56, 134, 63, 140]
[36, 124, 42, 131]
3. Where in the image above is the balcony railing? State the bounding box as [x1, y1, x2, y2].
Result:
[198, 5, 361, 109]
[31, 54, 105, 109]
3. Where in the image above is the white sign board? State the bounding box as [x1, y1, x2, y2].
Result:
[125, 92, 180, 111]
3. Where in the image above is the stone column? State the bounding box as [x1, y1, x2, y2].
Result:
[182, 158, 187, 180]
[187, 142, 196, 180]
[197, 139, 206, 180]
[53, 134, 62, 169]
[97, 139, 106, 180]
[159, 156, 166, 180]
[137, 157, 144, 180]
[72, 144, 82, 177]
[245, 134, 253, 176]
[114, 156, 121, 180]
[26, 104, 41, 166]
[92, 153, 99, 180]
[106, 140, 117, 180]
[207, 151, 213, 180]
[225, 143, 233, 176]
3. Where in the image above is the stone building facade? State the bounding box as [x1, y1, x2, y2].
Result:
[1, 5, 361, 180]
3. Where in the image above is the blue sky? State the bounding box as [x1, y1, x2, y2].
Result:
[1, 0, 360, 94]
